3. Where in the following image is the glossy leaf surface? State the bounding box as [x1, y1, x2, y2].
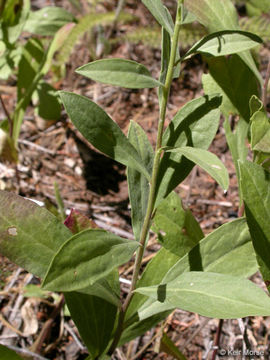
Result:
[165, 146, 229, 190]
[155, 95, 222, 206]
[42, 229, 139, 292]
[76, 59, 162, 89]
[136, 272, 270, 319]
[127, 121, 153, 241]
[60, 92, 150, 180]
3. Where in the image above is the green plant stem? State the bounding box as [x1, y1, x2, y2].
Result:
[108, 4, 182, 355]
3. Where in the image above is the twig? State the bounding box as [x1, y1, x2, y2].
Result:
[183, 317, 210, 348]
[197, 199, 233, 207]
[94, 219, 134, 240]
[262, 56, 270, 108]
[0, 343, 50, 360]
[211, 319, 224, 360]
[0, 94, 13, 137]
[0, 313, 25, 337]
[64, 323, 86, 351]
[30, 294, 65, 354]
[18, 139, 56, 155]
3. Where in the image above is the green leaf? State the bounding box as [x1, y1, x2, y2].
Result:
[165, 146, 229, 190]
[183, 30, 262, 59]
[139, 218, 258, 320]
[127, 121, 153, 241]
[202, 55, 260, 122]
[135, 272, 270, 319]
[17, 38, 44, 101]
[59, 91, 150, 180]
[42, 229, 139, 292]
[185, 0, 262, 83]
[121, 249, 179, 344]
[76, 59, 162, 89]
[250, 96, 270, 154]
[125, 248, 180, 322]
[2, 0, 30, 44]
[142, 0, 174, 35]
[119, 310, 171, 346]
[0, 344, 24, 360]
[160, 333, 188, 360]
[65, 292, 117, 358]
[0, 190, 71, 278]
[155, 94, 222, 206]
[239, 161, 270, 290]
[223, 117, 248, 204]
[152, 192, 203, 257]
[163, 218, 257, 283]
[0, 128, 18, 163]
[34, 81, 61, 121]
[24, 6, 75, 36]
[77, 274, 120, 307]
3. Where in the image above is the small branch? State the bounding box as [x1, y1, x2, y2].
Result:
[0, 94, 13, 137]
[262, 56, 270, 108]
[211, 319, 224, 360]
[30, 294, 65, 354]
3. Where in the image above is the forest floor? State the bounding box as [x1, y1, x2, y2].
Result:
[1, 1, 270, 359]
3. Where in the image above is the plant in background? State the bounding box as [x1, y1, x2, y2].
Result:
[0, 0, 76, 161]
[1, 0, 270, 359]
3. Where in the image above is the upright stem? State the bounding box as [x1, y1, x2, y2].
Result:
[108, 3, 182, 355]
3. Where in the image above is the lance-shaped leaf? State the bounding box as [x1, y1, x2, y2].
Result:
[135, 272, 270, 319]
[0, 191, 120, 306]
[142, 0, 174, 35]
[0, 190, 71, 278]
[239, 161, 270, 290]
[183, 30, 262, 60]
[127, 121, 153, 241]
[152, 191, 204, 257]
[160, 333, 188, 360]
[155, 94, 222, 206]
[76, 59, 162, 89]
[65, 292, 117, 358]
[202, 55, 259, 122]
[138, 218, 258, 320]
[42, 229, 139, 292]
[24, 6, 75, 36]
[163, 218, 257, 282]
[185, 0, 262, 83]
[59, 92, 150, 180]
[164, 146, 229, 190]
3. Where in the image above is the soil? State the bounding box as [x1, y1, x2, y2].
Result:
[0, 1, 270, 359]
